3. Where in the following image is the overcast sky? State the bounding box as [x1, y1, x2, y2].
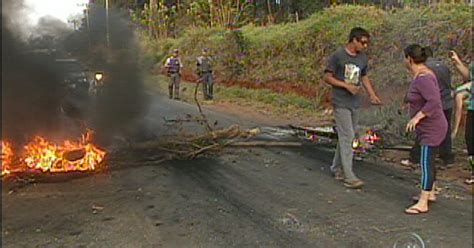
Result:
[25, 0, 89, 25]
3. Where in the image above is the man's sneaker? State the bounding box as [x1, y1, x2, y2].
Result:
[465, 175, 474, 185]
[332, 169, 344, 181]
[441, 156, 455, 167]
[400, 159, 411, 166]
[401, 159, 418, 166]
[344, 179, 365, 189]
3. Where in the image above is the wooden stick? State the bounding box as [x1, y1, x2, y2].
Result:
[188, 124, 241, 141]
[228, 141, 302, 147]
[188, 142, 221, 159]
[193, 78, 213, 133]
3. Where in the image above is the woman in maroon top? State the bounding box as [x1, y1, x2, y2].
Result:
[404, 44, 448, 215]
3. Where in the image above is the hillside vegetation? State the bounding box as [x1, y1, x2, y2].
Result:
[140, 3, 472, 140]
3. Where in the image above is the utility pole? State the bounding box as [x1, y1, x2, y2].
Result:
[106, 0, 110, 47]
[208, 0, 213, 27]
[68, 19, 78, 31]
[266, 0, 274, 24]
[85, 5, 90, 32]
[77, 2, 90, 31]
[78, 2, 91, 49]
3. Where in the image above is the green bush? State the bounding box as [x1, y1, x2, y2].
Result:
[143, 4, 471, 88]
[140, 4, 472, 141]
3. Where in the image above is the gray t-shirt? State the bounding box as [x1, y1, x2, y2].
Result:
[325, 47, 368, 109]
[426, 58, 453, 110]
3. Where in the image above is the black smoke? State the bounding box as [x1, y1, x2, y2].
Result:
[69, 4, 151, 144]
[2, 1, 64, 145]
[2, 0, 151, 146]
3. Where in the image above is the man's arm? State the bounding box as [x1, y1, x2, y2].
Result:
[452, 82, 472, 138]
[323, 72, 347, 88]
[450, 51, 470, 81]
[196, 57, 202, 76]
[323, 72, 361, 95]
[452, 92, 468, 139]
[361, 75, 382, 104]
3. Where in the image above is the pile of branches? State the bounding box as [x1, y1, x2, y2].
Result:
[131, 124, 263, 160]
[128, 80, 300, 163]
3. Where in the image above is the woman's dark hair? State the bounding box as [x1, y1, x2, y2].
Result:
[404, 44, 433, 64]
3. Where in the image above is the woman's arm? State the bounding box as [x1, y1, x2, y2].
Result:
[406, 110, 427, 132]
[452, 93, 466, 139]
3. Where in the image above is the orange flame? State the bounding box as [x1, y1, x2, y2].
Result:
[352, 138, 360, 149]
[353, 130, 381, 152]
[1, 141, 14, 176]
[1, 131, 106, 176]
[363, 130, 381, 144]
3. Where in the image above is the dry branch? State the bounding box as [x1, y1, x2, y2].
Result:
[130, 126, 299, 161]
[128, 79, 291, 162]
[229, 141, 301, 147]
[128, 122, 301, 161]
[194, 78, 213, 132]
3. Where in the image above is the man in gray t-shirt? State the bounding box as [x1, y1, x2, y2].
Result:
[325, 47, 369, 109]
[323, 27, 382, 189]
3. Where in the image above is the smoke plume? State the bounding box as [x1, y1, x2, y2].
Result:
[2, 0, 64, 144]
[2, 0, 150, 146]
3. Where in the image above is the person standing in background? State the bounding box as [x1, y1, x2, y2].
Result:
[164, 49, 183, 100]
[196, 48, 214, 101]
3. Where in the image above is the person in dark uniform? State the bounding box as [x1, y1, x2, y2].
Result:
[89, 71, 105, 96]
[196, 48, 214, 100]
[164, 49, 183, 100]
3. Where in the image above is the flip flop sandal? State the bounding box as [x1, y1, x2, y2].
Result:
[405, 207, 429, 215]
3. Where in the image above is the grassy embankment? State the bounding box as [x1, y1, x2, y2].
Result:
[140, 3, 472, 143]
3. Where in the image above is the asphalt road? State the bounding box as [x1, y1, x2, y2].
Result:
[2, 93, 472, 247]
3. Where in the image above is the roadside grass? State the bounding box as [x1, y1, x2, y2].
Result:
[145, 75, 324, 119]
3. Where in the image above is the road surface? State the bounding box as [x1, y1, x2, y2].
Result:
[2, 93, 472, 247]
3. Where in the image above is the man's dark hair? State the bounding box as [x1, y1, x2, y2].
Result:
[348, 27, 370, 43]
[404, 44, 432, 64]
